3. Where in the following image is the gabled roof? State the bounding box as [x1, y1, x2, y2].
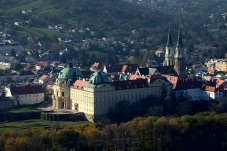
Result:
[148, 75, 169, 83]
[217, 79, 227, 87]
[165, 76, 203, 90]
[10, 85, 44, 95]
[136, 67, 160, 76]
[36, 62, 48, 67]
[208, 69, 216, 74]
[203, 86, 219, 92]
[136, 67, 149, 76]
[46, 81, 54, 85]
[19, 71, 35, 76]
[205, 79, 217, 87]
[122, 64, 138, 73]
[112, 79, 148, 90]
[156, 66, 175, 75]
[39, 75, 48, 81]
[72, 80, 89, 89]
[129, 74, 145, 80]
[206, 76, 213, 81]
[104, 64, 123, 73]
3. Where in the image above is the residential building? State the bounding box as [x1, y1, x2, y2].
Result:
[38, 74, 54, 84]
[5, 85, 44, 105]
[0, 62, 17, 70]
[0, 41, 23, 55]
[18, 71, 36, 83]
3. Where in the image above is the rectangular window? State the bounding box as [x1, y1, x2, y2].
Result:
[62, 92, 64, 97]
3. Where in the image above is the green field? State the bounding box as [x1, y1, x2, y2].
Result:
[9, 106, 40, 113]
[0, 119, 90, 132]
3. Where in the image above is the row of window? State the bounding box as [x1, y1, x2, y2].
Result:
[19, 94, 41, 98]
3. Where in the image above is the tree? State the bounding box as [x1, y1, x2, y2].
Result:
[5, 76, 14, 83]
[52, 129, 80, 150]
[160, 83, 167, 100]
[60, 55, 67, 63]
[9, 48, 16, 57]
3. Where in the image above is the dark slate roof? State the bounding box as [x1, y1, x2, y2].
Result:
[175, 78, 203, 90]
[137, 67, 149, 76]
[104, 64, 123, 73]
[112, 79, 149, 90]
[205, 79, 217, 87]
[10, 85, 44, 95]
[156, 66, 175, 75]
[148, 75, 169, 83]
[19, 71, 35, 76]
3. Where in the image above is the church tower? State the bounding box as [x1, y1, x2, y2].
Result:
[163, 30, 174, 66]
[52, 63, 83, 109]
[174, 30, 186, 78]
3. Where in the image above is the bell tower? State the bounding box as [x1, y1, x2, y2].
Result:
[164, 30, 174, 66]
[174, 30, 186, 78]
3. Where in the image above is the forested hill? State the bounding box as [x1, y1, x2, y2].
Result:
[0, 0, 170, 35]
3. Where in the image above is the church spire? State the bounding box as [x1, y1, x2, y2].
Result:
[166, 30, 173, 46]
[176, 29, 183, 47]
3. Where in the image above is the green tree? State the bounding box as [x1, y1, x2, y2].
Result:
[52, 129, 80, 150]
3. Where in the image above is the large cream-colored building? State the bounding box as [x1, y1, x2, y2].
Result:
[52, 65, 172, 122]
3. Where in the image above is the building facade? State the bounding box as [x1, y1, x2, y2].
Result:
[52, 66, 172, 121]
[5, 85, 44, 105]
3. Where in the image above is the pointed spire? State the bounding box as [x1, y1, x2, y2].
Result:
[166, 30, 173, 46]
[176, 29, 183, 47]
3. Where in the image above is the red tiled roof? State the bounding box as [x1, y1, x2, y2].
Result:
[36, 62, 48, 67]
[129, 74, 145, 80]
[205, 86, 218, 92]
[148, 75, 169, 83]
[10, 85, 44, 95]
[46, 81, 54, 85]
[208, 69, 216, 74]
[39, 75, 48, 81]
[122, 65, 128, 73]
[72, 80, 89, 89]
[217, 80, 226, 87]
[206, 76, 212, 81]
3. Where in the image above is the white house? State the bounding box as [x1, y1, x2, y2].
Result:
[5, 85, 44, 105]
[201, 86, 223, 101]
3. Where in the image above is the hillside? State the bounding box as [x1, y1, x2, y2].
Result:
[0, 0, 170, 36]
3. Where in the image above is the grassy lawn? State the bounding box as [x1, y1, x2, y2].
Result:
[9, 106, 40, 113]
[0, 119, 90, 132]
[31, 27, 60, 36]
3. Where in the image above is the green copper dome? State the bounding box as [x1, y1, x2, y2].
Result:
[89, 70, 110, 84]
[58, 63, 82, 80]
